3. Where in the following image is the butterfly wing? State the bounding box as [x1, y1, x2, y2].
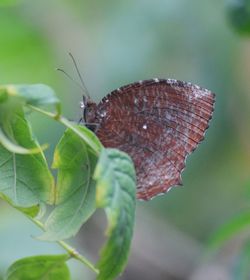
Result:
[88, 79, 215, 200]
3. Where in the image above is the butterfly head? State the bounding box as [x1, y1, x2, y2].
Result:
[80, 96, 97, 125]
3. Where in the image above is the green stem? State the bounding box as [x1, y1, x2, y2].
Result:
[31, 218, 99, 274]
[26, 105, 100, 155]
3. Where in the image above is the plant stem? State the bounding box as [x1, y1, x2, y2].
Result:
[26, 105, 101, 155]
[31, 218, 99, 274]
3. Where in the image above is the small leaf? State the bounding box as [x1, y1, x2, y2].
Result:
[5, 255, 70, 280]
[16, 203, 47, 218]
[39, 126, 100, 241]
[0, 192, 42, 218]
[15, 205, 41, 218]
[0, 84, 61, 114]
[0, 108, 54, 207]
[94, 148, 136, 280]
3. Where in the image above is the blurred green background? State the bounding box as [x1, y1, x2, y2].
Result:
[0, 0, 250, 279]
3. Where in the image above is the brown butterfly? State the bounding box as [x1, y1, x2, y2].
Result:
[81, 78, 215, 200]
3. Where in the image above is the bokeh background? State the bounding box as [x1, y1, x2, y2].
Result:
[1, 0, 250, 279]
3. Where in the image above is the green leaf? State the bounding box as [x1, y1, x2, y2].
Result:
[94, 148, 136, 280]
[16, 205, 41, 218]
[4, 255, 70, 280]
[207, 212, 250, 253]
[233, 239, 250, 279]
[0, 96, 48, 155]
[0, 192, 42, 218]
[0, 89, 8, 102]
[61, 119, 103, 155]
[0, 127, 48, 154]
[0, 84, 61, 114]
[15, 203, 46, 218]
[227, 0, 250, 35]
[0, 108, 54, 207]
[0, 0, 21, 6]
[39, 126, 100, 241]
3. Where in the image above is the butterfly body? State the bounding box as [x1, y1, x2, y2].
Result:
[83, 78, 215, 200]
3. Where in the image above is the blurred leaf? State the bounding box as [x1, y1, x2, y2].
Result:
[0, 84, 61, 115]
[207, 212, 250, 252]
[94, 148, 136, 280]
[39, 126, 100, 241]
[0, 89, 8, 102]
[0, 0, 20, 6]
[227, 0, 250, 35]
[0, 108, 54, 207]
[233, 239, 250, 279]
[5, 255, 70, 280]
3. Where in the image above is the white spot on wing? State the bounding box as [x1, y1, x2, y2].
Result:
[100, 110, 107, 117]
[80, 101, 85, 109]
[167, 78, 177, 84]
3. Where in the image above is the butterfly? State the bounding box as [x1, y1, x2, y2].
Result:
[80, 78, 215, 200]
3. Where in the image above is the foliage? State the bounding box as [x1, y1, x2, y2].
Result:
[0, 84, 137, 280]
[227, 0, 250, 35]
[206, 211, 250, 279]
[95, 149, 136, 280]
[5, 255, 70, 280]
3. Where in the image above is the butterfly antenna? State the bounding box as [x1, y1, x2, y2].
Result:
[56, 68, 87, 93]
[68, 52, 90, 99]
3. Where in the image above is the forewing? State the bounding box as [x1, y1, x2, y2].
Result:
[92, 79, 215, 200]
